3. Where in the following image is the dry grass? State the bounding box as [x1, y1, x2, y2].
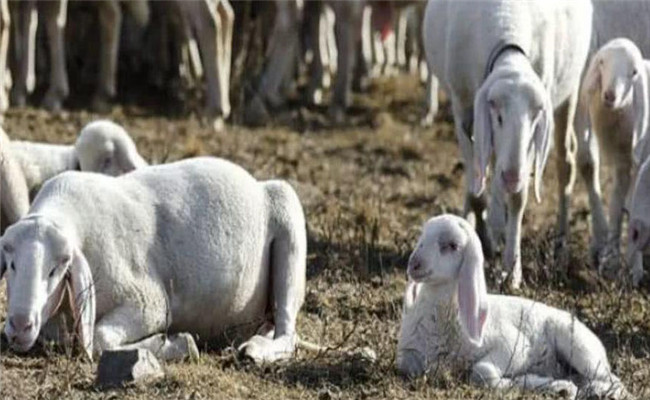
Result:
[1, 76, 649, 399]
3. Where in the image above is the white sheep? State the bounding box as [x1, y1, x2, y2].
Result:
[574, 38, 650, 275]
[9, 120, 146, 198]
[0, 157, 307, 364]
[422, 0, 593, 288]
[0, 127, 30, 231]
[396, 214, 628, 399]
[626, 156, 650, 286]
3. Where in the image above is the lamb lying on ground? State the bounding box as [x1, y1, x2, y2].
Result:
[397, 214, 628, 399]
[575, 38, 650, 276]
[0, 157, 308, 364]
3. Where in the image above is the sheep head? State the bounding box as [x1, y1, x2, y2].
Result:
[472, 67, 553, 204]
[407, 215, 488, 346]
[75, 120, 147, 176]
[583, 38, 649, 164]
[0, 215, 95, 359]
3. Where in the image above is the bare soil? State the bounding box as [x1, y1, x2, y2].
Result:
[0, 76, 649, 399]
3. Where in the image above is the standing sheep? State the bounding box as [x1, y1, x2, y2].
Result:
[423, 0, 593, 288]
[575, 38, 650, 275]
[397, 215, 628, 399]
[0, 157, 308, 363]
[626, 155, 650, 286]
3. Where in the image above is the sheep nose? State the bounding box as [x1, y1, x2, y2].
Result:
[603, 90, 616, 106]
[8, 314, 35, 334]
[501, 169, 521, 192]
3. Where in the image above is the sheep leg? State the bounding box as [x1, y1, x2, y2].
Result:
[576, 119, 608, 264]
[39, 0, 68, 112]
[330, 1, 364, 124]
[599, 163, 632, 278]
[240, 182, 306, 364]
[94, 304, 197, 362]
[92, 0, 121, 113]
[8, 0, 35, 108]
[503, 189, 527, 289]
[421, 72, 438, 128]
[553, 96, 578, 270]
[454, 101, 495, 259]
[471, 361, 578, 398]
[243, 0, 299, 126]
[195, 0, 233, 131]
[305, 1, 325, 105]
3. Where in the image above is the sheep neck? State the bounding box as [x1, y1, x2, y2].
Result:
[416, 282, 476, 367]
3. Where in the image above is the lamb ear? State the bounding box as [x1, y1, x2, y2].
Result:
[66, 247, 95, 360]
[118, 147, 147, 173]
[533, 90, 554, 204]
[632, 67, 649, 165]
[472, 80, 494, 197]
[457, 225, 489, 346]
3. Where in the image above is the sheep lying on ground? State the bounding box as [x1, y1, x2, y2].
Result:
[423, 0, 593, 288]
[0, 157, 308, 364]
[10, 120, 147, 199]
[575, 38, 650, 276]
[0, 127, 30, 230]
[397, 214, 628, 399]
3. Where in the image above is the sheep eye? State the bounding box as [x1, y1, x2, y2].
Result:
[9, 261, 15, 271]
[497, 114, 503, 126]
[632, 228, 639, 242]
[632, 69, 638, 77]
[440, 242, 458, 253]
[49, 265, 57, 278]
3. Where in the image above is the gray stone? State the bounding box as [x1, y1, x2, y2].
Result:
[95, 348, 164, 390]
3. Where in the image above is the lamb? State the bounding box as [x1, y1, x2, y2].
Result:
[574, 38, 650, 275]
[396, 214, 628, 399]
[626, 156, 650, 286]
[0, 157, 308, 364]
[422, 0, 593, 288]
[9, 120, 146, 199]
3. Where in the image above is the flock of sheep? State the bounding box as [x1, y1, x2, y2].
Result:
[1, 0, 650, 399]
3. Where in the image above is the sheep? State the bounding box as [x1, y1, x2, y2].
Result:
[626, 156, 650, 286]
[9, 120, 146, 199]
[423, 0, 593, 288]
[0, 157, 307, 364]
[574, 38, 650, 276]
[0, 127, 30, 231]
[396, 214, 628, 399]
[574, 0, 650, 274]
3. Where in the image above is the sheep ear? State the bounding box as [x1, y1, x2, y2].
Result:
[0, 247, 5, 280]
[457, 226, 489, 346]
[632, 68, 649, 165]
[533, 92, 554, 204]
[472, 82, 493, 197]
[66, 247, 95, 360]
[118, 147, 147, 174]
[583, 55, 602, 97]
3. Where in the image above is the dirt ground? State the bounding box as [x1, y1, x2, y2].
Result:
[0, 76, 649, 399]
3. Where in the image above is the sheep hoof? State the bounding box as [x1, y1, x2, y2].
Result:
[10, 89, 26, 108]
[212, 116, 225, 133]
[328, 105, 346, 126]
[243, 94, 270, 127]
[91, 94, 113, 114]
[420, 112, 434, 128]
[95, 349, 164, 390]
[42, 91, 65, 113]
[239, 334, 295, 364]
[598, 246, 622, 280]
[546, 379, 577, 399]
